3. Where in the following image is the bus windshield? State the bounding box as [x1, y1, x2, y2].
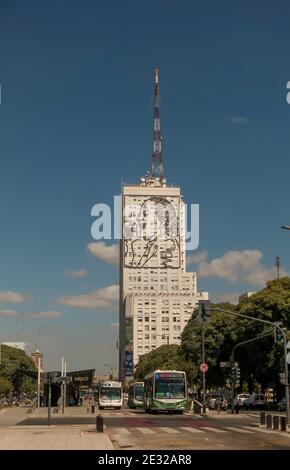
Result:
[135, 385, 144, 401]
[100, 387, 121, 399]
[155, 378, 185, 399]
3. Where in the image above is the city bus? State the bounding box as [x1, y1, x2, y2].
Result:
[144, 370, 187, 414]
[128, 382, 144, 409]
[98, 381, 122, 410]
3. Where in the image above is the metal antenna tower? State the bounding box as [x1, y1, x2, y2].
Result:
[275, 256, 280, 279]
[151, 66, 164, 179]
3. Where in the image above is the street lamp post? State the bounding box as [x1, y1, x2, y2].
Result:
[210, 306, 290, 426]
[229, 332, 273, 414]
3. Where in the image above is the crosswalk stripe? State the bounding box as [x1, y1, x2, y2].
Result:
[242, 426, 289, 436]
[158, 427, 181, 434]
[224, 426, 254, 434]
[135, 427, 156, 434]
[179, 427, 204, 433]
[112, 428, 132, 435]
[202, 427, 228, 433]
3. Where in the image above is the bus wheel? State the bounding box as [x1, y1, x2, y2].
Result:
[99, 406, 103, 410]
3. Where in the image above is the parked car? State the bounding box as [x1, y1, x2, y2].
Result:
[244, 393, 265, 408]
[277, 397, 286, 412]
[234, 393, 251, 407]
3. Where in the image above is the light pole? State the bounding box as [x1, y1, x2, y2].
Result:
[202, 320, 206, 414]
[37, 357, 41, 408]
[210, 306, 290, 426]
[229, 332, 273, 414]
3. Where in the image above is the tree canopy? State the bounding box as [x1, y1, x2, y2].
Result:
[0, 345, 37, 395]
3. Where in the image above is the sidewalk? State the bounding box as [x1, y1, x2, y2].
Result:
[0, 426, 114, 450]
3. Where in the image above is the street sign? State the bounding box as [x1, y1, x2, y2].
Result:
[41, 372, 59, 382]
[54, 376, 72, 385]
[279, 372, 286, 379]
[280, 379, 287, 385]
[220, 362, 230, 368]
[287, 352, 290, 365]
[199, 362, 208, 373]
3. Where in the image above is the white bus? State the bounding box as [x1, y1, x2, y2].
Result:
[98, 381, 122, 410]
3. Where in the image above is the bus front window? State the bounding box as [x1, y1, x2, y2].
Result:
[155, 379, 185, 399]
[101, 388, 121, 399]
[135, 387, 144, 401]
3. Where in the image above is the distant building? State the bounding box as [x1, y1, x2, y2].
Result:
[239, 292, 256, 303]
[2, 342, 26, 351]
[31, 350, 44, 371]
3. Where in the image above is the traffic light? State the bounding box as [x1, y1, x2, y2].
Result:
[199, 300, 211, 323]
[231, 363, 240, 388]
[274, 322, 284, 344]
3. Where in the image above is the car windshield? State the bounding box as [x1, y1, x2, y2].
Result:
[239, 394, 250, 399]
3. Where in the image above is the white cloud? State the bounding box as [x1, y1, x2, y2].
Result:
[87, 242, 119, 265]
[58, 284, 119, 310]
[187, 250, 208, 265]
[0, 310, 63, 319]
[198, 250, 263, 282]
[0, 309, 17, 316]
[108, 322, 119, 328]
[65, 269, 88, 278]
[0, 291, 27, 303]
[227, 116, 248, 124]
[196, 249, 288, 287]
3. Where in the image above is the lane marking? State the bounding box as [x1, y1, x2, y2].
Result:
[158, 427, 181, 434]
[179, 427, 204, 433]
[111, 428, 132, 435]
[202, 427, 228, 433]
[224, 426, 254, 434]
[134, 427, 156, 434]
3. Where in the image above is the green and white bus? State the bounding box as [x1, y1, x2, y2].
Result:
[128, 382, 144, 409]
[144, 370, 187, 414]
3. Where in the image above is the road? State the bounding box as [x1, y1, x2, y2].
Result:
[10, 407, 290, 450]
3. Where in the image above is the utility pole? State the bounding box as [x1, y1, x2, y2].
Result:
[229, 332, 273, 414]
[202, 320, 206, 413]
[61, 356, 64, 414]
[64, 361, 67, 411]
[37, 357, 41, 408]
[47, 373, 51, 426]
[275, 256, 280, 279]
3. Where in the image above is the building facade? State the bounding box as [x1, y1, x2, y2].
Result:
[119, 68, 208, 381]
[31, 349, 44, 371]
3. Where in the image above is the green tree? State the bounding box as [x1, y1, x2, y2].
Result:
[0, 377, 11, 395]
[134, 345, 196, 385]
[0, 345, 37, 394]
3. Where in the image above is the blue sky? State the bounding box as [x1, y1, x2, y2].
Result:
[1, 1, 290, 372]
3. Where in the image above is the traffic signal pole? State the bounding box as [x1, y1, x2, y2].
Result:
[229, 332, 273, 414]
[211, 307, 290, 427]
[202, 320, 206, 414]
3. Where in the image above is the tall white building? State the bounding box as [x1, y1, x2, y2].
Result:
[119, 68, 208, 380]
